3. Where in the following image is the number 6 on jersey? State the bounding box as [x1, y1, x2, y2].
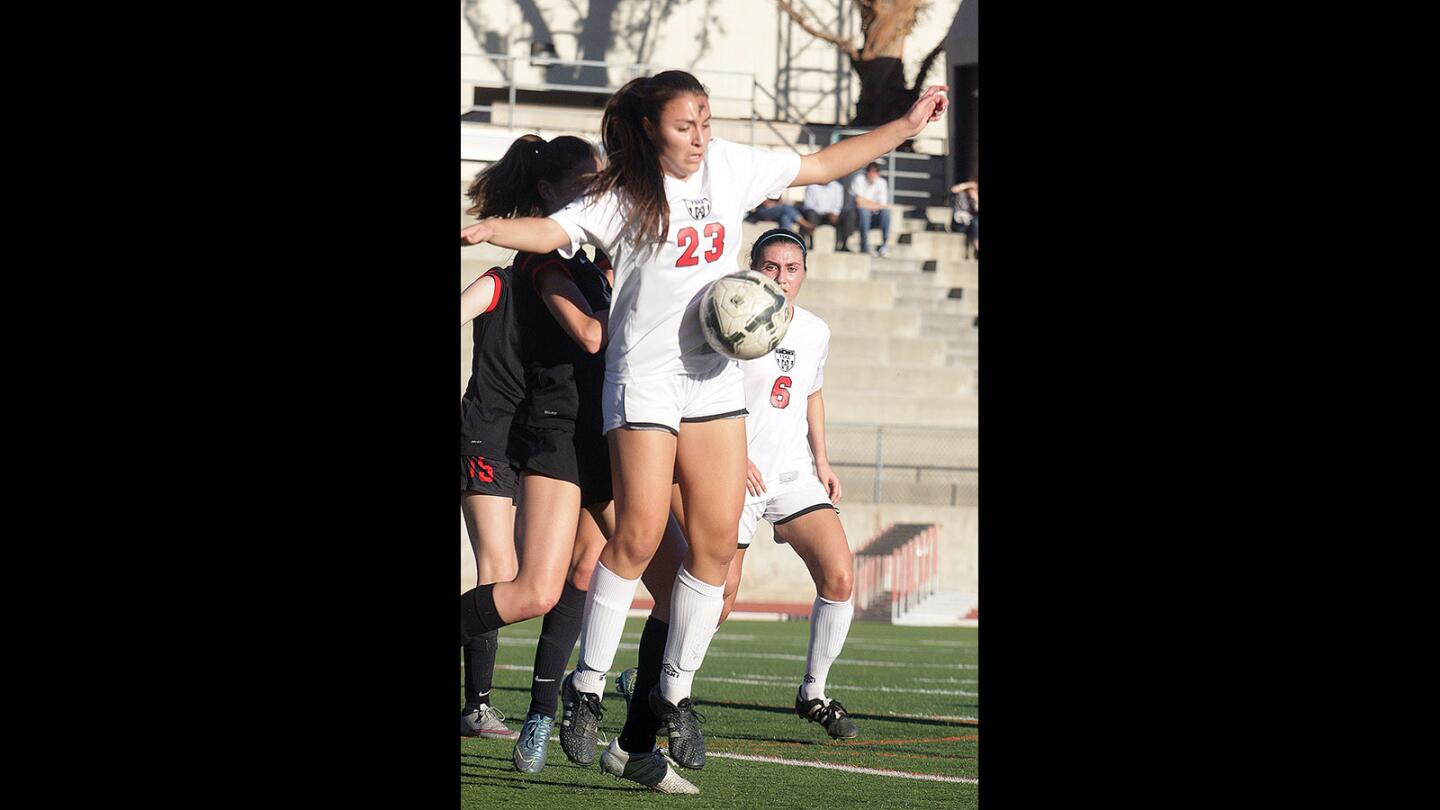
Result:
[770, 376, 792, 408]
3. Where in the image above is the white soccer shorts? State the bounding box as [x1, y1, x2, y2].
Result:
[602, 361, 746, 435]
[737, 472, 837, 548]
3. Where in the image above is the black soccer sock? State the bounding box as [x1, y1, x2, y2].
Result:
[527, 581, 587, 719]
[617, 616, 669, 754]
[460, 583, 504, 644]
[463, 628, 499, 707]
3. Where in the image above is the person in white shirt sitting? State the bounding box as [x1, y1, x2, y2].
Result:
[849, 162, 892, 256]
[798, 180, 855, 252]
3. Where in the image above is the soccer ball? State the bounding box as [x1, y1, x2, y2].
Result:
[699, 270, 793, 360]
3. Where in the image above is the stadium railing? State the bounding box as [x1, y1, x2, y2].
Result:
[852, 523, 940, 622]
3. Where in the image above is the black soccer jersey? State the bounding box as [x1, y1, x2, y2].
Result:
[573, 252, 612, 439]
[511, 249, 612, 431]
[460, 264, 525, 456]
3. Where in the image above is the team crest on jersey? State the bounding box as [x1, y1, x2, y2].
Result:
[775, 348, 796, 372]
[682, 197, 711, 220]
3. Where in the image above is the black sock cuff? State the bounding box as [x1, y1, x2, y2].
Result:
[557, 580, 586, 613]
[461, 584, 503, 642]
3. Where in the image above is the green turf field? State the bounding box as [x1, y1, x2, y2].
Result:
[461, 617, 978, 808]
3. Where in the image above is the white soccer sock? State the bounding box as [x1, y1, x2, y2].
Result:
[658, 565, 725, 705]
[573, 560, 640, 696]
[800, 595, 854, 702]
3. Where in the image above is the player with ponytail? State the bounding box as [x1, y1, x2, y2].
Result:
[461, 71, 947, 793]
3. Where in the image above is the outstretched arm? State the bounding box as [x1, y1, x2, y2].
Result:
[460, 216, 571, 254]
[791, 86, 948, 188]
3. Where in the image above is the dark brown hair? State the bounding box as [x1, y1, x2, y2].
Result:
[466, 134, 598, 219]
[585, 70, 708, 244]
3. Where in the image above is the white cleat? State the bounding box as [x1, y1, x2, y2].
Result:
[599, 740, 701, 795]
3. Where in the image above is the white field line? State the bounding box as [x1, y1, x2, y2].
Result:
[709, 674, 977, 697]
[497, 638, 977, 669]
[620, 632, 972, 649]
[491, 665, 977, 698]
[704, 752, 978, 785]
[845, 643, 975, 653]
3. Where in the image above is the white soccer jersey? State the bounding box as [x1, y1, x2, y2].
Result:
[741, 306, 830, 493]
[549, 138, 801, 384]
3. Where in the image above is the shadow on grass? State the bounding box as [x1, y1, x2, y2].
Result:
[707, 732, 974, 761]
[460, 755, 640, 793]
[460, 772, 639, 793]
[696, 699, 978, 728]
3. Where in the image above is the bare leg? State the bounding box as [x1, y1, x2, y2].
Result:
[656, 418, 746, 703]
[776, 509, 855, 711]
[462, 492, 517, 593]
[569, 429, 677, 696]
[717, 547, 747, 624]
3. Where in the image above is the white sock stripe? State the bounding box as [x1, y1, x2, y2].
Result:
[575, 561, 642, 684]
[660, 568, 726, 704]
[803, 595, 855, 699]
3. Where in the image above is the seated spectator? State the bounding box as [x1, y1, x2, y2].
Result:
[799, 180, 856, 251]
[750, 198, 815, 239]
[850, 162, 892, 256]
[951, 180, 979, 257]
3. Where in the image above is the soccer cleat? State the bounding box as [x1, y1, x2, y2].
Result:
[460, 703, 519, 740]
[599, 739, 700, 795]
[559, 671, 605, 766]
[617, 667, 639, 712]
[511, 712, 554, 774]
[648, 686, 706, 769]
[795, 692, 859, 740]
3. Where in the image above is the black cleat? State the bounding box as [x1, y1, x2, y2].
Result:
[559, 671, 605, 766]
[796, 692, 859, 740]
[648, 685, 706, 770]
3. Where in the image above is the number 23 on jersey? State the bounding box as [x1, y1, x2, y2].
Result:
[675, 223, 725, 267]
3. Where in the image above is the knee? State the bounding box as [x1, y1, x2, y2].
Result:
[689, 540, 737, 570]
[608, 529, 662, 572]
[569, 560, 596, 591]
[818, 561, 853, 602]
[513, 582, 562, 620]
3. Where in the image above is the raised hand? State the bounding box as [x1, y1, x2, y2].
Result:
[903, 85, 950, 136]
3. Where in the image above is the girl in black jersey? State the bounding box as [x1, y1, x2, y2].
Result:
[461, 133, 680, 774]
[458, 134, 608, 746]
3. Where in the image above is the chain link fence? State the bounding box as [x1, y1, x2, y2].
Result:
[825, 423, 977, 507]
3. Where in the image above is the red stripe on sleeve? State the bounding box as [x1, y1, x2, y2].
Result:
[483, 267, 503, 314]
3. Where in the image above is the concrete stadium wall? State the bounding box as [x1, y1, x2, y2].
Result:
[461, 0, 963, 126]
[463, 502, 978, 605]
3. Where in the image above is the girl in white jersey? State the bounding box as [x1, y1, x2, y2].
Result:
[460, 70, 947, 790]
[615, 228, 859, 746]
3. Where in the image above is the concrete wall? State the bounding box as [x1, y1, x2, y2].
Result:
[464, 501, 978, 604]
[461, 0, 963, 126]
